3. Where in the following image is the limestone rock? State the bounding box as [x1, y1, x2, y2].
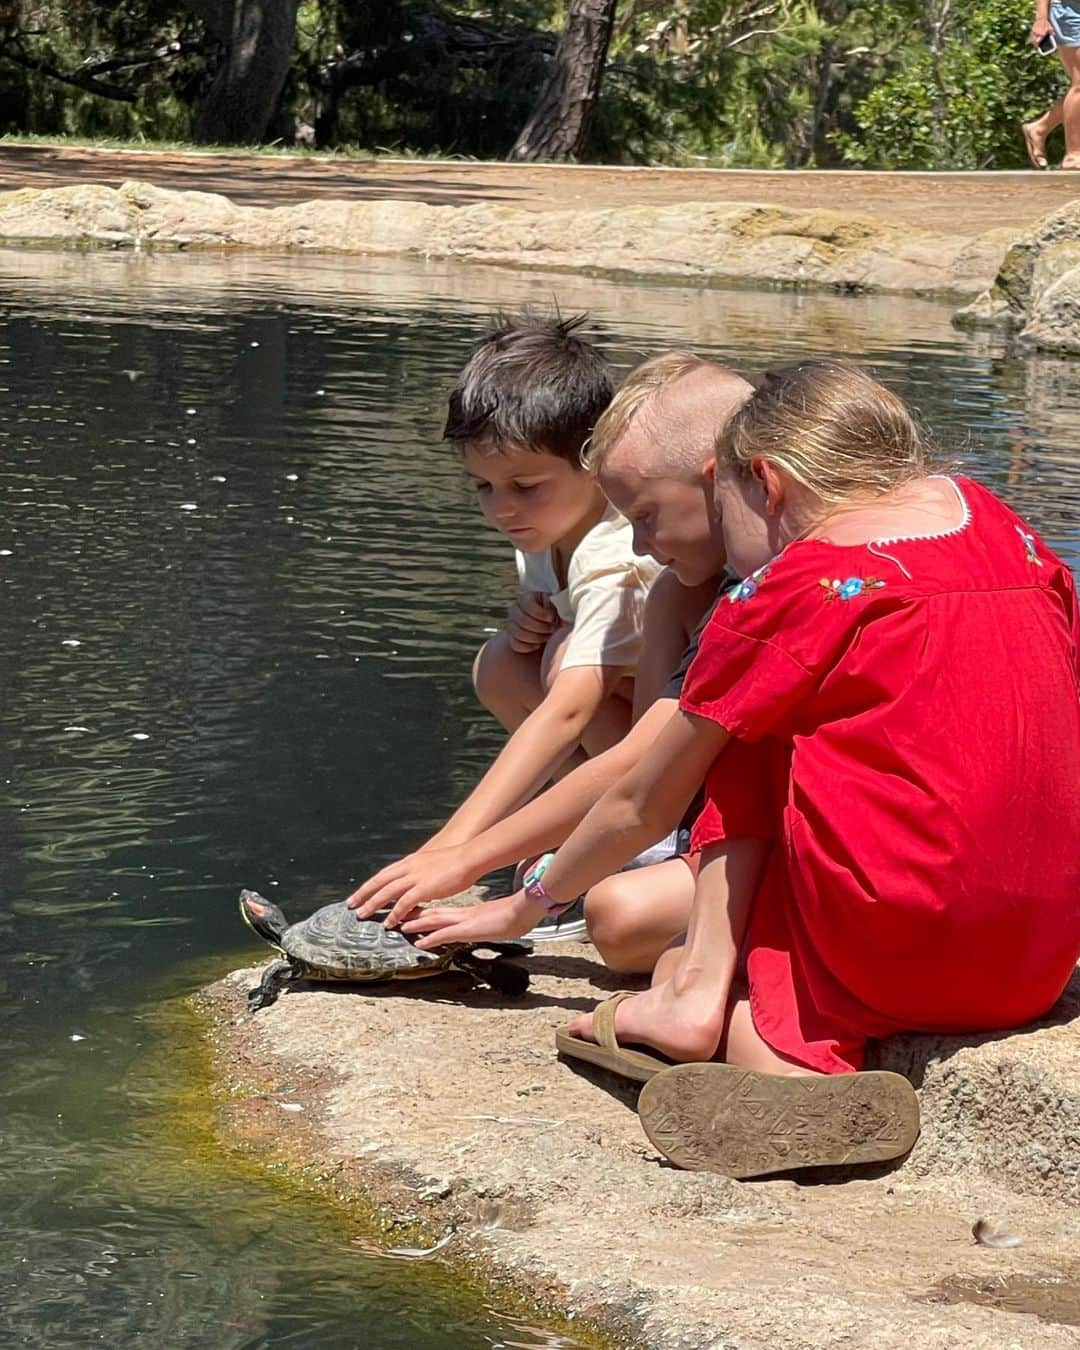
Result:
[1020, 260, 1080, 355]
[953, 198, 1080, 351]
[0, 179, 1008, 301]
[875, 973, 1080, 1205]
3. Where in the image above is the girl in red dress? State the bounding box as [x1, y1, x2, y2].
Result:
[411, 360, 1080, 1176]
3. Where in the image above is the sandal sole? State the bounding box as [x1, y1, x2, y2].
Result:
[638, 1063, 920, 1179]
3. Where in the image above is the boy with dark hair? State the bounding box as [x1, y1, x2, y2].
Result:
[356, 311, 660, 937]
[351, 351, 744, 951]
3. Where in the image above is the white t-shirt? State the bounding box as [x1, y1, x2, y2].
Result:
[515, 505, 662, 672]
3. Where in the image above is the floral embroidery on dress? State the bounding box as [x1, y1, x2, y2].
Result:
[1015, 525, 1044, 567]
[818, 575, 886, 601]
[729, 563, 771, 603]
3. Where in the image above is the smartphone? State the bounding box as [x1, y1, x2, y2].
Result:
[1037, 30, 1058, 54]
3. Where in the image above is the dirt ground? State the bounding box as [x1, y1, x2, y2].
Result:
[2, 142, 1078, 237]
[201, 931, 1080, 1349]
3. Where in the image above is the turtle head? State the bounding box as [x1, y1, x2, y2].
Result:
[238, 889, 288, 947]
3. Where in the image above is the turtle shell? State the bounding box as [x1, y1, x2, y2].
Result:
[281, 903, 452, 982]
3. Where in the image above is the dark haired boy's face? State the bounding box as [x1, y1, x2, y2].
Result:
[460, 441, 602, 552]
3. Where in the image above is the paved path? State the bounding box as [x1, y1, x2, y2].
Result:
[1, 142, 1078, 236]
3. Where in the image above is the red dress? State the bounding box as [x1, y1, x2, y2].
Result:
[679, 477, 1080, 1073]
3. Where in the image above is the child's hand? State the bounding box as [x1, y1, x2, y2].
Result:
[507, 591, 558, 654]
[346, 846, 478, 924]
[402, 890, 542, 949]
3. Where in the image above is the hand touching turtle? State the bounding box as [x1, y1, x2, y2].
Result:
[402, 890, 544, 950]
[346, 844, 481, 925]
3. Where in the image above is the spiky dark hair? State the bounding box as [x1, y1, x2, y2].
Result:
[443, 309, 613, 465]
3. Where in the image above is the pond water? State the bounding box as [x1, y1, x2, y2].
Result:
[1, 249, 1078, 1348]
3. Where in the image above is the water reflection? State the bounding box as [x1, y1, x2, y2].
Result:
[1, 248, 1078, 1346]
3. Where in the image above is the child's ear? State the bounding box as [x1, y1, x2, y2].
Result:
[751, 458, 784, 516]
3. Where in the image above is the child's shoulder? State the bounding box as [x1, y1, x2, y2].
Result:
[929, 475, 1071, 593]
[703, 539, 913, 677]
[714, 475, 1071, 636]
[568, 505, 663, 587]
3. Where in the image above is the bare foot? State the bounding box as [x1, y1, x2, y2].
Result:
[568, 980, 726, 1063]
[1062, 153, 1080, 170]
[1022, 121, 1050, 169]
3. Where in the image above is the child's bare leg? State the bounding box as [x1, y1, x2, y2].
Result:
[720, 990, 818, 1076]
[569, 839, 769, 1060]
[542, 626, 634, 760]
[584, 857, 696, 973]
[472, 631, 545, 734]
[650, 943, 816, 1074]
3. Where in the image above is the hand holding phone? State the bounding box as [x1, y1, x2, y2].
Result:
[1037, 30, 1058, 54]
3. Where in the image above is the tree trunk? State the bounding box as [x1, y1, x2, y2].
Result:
[787, 0, 846, 167]
[508, 0, 616, 162]
[186, 0, 299, 144]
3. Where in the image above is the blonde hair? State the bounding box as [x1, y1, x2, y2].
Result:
[581, 351, 709, 472]
[717, 359, 930, 505]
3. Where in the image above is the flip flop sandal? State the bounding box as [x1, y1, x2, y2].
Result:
[1021, 123, 1049, 170]
[638, 1062, 920, 1179]
[555, 991, 674, 1083]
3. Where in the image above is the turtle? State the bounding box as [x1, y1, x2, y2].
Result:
[238, 889, 531, 1011]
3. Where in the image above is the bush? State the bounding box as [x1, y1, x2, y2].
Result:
[839, 0, 1066, 169]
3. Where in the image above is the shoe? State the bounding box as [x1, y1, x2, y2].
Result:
[622, 826, 691, 871]
[522, 896, 588, 943]
[637, 1063, 920, 1179]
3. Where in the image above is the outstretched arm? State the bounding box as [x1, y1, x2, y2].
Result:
[348, 696, 678, 921]
[423, 662, 623, 847]
[403, 710, 729, 947]
[536, 709, 728, 903]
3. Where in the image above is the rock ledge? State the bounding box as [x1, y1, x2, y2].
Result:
[200, 949, 1080, 1350]
[953, 200, 1080, 354]
[0, 179, 1013, 301]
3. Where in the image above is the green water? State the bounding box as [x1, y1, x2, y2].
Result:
[2, 248, 1078, 1348]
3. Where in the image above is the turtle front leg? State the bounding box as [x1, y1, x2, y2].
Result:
[455, 951, 530, 998]
[248, 958, 298, 1011]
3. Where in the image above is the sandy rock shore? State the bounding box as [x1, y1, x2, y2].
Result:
[199, 940, 1080, 1349]
[0, 179, 1010, 301]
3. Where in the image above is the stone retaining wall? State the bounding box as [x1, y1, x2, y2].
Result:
[0, 179, 1011, 302]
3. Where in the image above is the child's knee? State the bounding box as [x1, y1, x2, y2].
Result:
[584, 873, 642, 971]
[472, 635, 499, 705]
[473, 630, 544, 727]
[473, 631, 518, 707]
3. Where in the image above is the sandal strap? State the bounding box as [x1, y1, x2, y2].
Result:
[592, 992, 634, 1053]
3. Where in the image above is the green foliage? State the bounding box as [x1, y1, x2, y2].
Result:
[594, 2, 838, 166]
[838, 0, 1067, 169]
[0, 0, 1070, 167]
[0, 2, 206, 141]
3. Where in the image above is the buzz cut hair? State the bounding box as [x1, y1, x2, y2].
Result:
[582, 350, 710, 473]
[443, 309, 614, 465]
